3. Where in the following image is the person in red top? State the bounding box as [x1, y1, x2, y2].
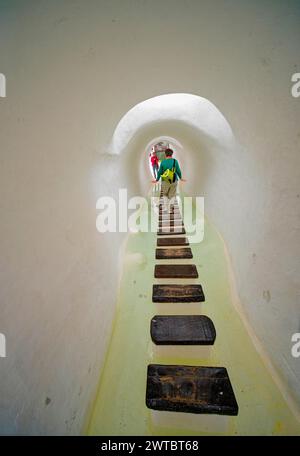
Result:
[150, 151, 159, 179]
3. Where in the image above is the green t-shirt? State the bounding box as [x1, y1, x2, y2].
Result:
[156, 158, 182, 182]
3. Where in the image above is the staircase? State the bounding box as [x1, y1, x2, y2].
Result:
[146, 189, 238, 431]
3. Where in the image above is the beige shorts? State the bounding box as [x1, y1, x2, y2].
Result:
[161, 180, 178, 200]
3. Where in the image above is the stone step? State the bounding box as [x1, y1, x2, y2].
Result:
[146, 364, 239, 416]
[152, 284, 205, 302]
[157, 237, 189, 247]
[154, 264, 198, 278]
[151, 315, 216, 345]
[155, 248, 193, 259]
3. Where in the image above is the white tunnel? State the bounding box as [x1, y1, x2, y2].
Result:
[0, 0, 300, 435]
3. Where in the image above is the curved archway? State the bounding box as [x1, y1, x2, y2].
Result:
[110, 92, 234, 155]
[108, 93, 237, 199]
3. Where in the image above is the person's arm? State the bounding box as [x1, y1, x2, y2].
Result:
[156, 161, 164, 181]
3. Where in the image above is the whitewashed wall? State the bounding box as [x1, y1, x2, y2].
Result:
[0, 0, 299, 434]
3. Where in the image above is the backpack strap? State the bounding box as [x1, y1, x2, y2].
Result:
[172, 159, 176, 183]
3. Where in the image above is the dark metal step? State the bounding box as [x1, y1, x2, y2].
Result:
[146, 364, 239, 415]
[155, 264, 198, 278]
[157, 237, 189, 247]
[155, 248, 193, 259]
[152, 284, 205, 302]
[151, 315, 216, 345]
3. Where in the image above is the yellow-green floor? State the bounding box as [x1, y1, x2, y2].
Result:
[87, 193, 300, 435]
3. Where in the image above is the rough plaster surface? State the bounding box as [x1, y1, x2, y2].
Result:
[0, 0, 299, 434]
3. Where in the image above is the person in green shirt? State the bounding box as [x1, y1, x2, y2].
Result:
[152, 148, 185, 203]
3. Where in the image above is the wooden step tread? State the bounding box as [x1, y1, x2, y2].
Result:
[159, 202, 179, 206]
[152, 284, 205, 302]
[159, 209, 181, 215]
[159, 214, 181, 220]
[157, 237, 189, 247]
[159, 221, 184, 227]
[151, 315, 216, 345]
[159, 215, 182, 221]
[159, 205, 180, 209]
[157, 227, 186, 235]
[159, 215, 181, 219]
[158, 201, 179, 207]
[159, 219, 183, 225]
[155, 264, 198, 278]
[159, 208, 180, 213]
[159, 202, 179, 207]
[146, 364, 239, 415]
[159, 203, 179, 207]
[155, 248, 193, 259]
[159, 219, 182, 224]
